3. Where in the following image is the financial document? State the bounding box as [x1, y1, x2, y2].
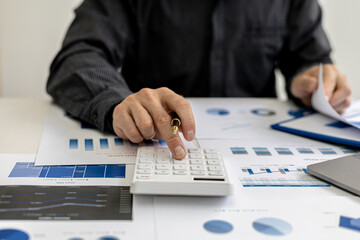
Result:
[35, 104, 195, 166]
[0, 154, 156, 240]
[154, 196, 360, 240]
[312, 64, 360, 129]
[197, 139, 357, 198]
[0, 154, 134, 186]
[189, 98, 309, 140]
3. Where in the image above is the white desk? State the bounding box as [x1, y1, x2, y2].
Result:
[0, 98, 359, 240]
[0, 98, 49, 154]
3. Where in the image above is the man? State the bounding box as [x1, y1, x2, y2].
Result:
[47, 0, 351, 160]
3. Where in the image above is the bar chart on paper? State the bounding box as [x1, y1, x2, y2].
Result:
[230, 146, 357, 156]
[9, 162, 126, 179]
[68, 138, 167, 152]
[239, 166, 330, 187]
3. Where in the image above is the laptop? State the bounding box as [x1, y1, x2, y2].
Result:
[307, 153, 360, 196]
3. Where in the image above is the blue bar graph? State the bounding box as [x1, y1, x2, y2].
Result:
[105, 165, 126, 178]
[319, 148, 336, 155]
[84, 139, 94, 151]
[339, 216, 360, 232]
[99, 138, 109, 149]
[114, 138, 124, 146]
[9, 162, 126, 179]
[69, 139, 78, 149]
[230, 147, 248, 155]
[84, 165, 106, 178]
[297, 148, 313, 154]
[253, 147, 271, 156]
[247, 169, 254, 175]
[340, 148, 357, 154]
[275, 148, 293, 155]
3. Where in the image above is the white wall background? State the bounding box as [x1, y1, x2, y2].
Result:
[0, 0, 82, 98]
[0, 0, 359, 99]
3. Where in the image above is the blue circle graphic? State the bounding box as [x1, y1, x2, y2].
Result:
[203, 220, 233, 234]
[288, 109, 312, 118]
[206, 108, 230, 116]
[0, 229, 30, 240]
[251, 108, 275, 116]
[98, 237, 119, 240]
[253, 217, 292, 236]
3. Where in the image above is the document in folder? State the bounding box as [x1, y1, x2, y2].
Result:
[272, 65, 360, 147]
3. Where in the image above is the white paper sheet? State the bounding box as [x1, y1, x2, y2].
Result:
[0, 154, 134, 186]
[35, 104, 195, 166]
[0, 154, 156, 240]
[0, 195, 156, 240]
[312, 64, 360, 129]
[197, 139, 356, 198]
[154, 196, 360, 240]
[189, 98, 309, 140]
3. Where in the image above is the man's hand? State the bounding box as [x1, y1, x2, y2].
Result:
[290, 64, 351, 114]
[112, 87, 195, 160]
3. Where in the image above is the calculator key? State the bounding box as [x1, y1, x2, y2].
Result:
[173, 165, 188, 170]
[173, 170, 188, 175]
[156, 159, 170, 164]
[139, 158, 153, 163]
[204, 149, 219, 154]
[209, 171, 224, 176]
[174, 159, 187, 164]
[140, 147, 155, 152]
[137, 175, 151, 180]
[189, 153, 204, 159]
[157, 148, 171, 157]
[191, 171, 206, 176]
[205, 154, 220, 159]
[208, 166, 222, 171]
[137, 170, 152, 174]
[191, 165, 204, 171]
[156, 164, 170, 170]
[188, 148, 202, 153]
[190, 159, 204, 165]
[155, 170, 170, 175]
[140, 153, 154, 158]
[206, 160, 221, 165]
[138, 164, 152, 169]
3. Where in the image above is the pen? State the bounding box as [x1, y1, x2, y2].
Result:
[171, 114, 181, 135]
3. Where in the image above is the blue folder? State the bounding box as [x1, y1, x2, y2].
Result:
[271, 112, 360, 148]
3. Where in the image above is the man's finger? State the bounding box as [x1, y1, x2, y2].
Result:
[116, 112, 144, 143]
[322, 65, 337, 100]
[329, 73, 351, 107]
[162, 92, 196, 141]
[143, 99, 186, 160]
[130, 103, 155, 139]
[291, 75, 317, 99]
[333, 97, 351, 114]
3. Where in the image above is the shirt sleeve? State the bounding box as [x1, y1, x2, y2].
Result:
[277, 0, 333, 100]
[47, 0, 134, 133]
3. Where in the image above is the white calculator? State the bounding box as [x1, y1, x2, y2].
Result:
[130, 147, 233, 196]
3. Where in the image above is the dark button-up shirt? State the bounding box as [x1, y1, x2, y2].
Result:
[47, 0, 332, 132]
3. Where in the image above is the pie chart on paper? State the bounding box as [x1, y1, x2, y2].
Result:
[252, 217, 293, 236]
[206, 108, 230, 116]
[0, 229, 30, 240]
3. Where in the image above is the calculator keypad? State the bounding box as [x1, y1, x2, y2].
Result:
[135, 147, 225, 180]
